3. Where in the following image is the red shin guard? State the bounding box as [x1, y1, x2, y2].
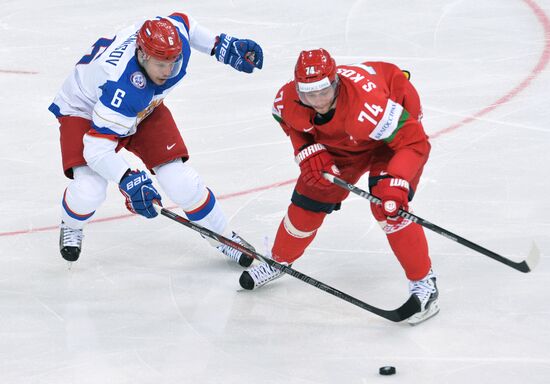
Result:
[271, 204, 326, 264]
[386, 223, 431, 281]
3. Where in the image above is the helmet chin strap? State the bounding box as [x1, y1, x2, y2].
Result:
[330, 76, 340, 105]
[318, 76, 340, 113]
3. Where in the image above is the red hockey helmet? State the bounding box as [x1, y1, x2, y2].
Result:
[294, 48, 337, 93]
[137, 18, 182, 61]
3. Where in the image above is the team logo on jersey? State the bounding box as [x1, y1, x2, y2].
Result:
[130, 71, 147, 89]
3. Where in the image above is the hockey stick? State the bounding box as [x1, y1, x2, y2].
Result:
[323, 173, 540, 273]
[155, 206, 421, 322]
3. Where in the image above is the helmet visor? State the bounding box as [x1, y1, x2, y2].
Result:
[144, 53, 184, 80]
[167, 53, 183, 79]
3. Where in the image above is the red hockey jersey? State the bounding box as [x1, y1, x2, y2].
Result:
[272, 61, 430, 183]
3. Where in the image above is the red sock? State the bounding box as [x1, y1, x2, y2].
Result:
[386, 223, 431, 281]
[271, 204, 326, 264]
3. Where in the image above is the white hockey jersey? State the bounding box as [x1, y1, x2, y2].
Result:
[49, 13, 216, 181]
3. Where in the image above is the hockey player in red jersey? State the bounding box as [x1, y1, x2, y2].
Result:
[239, 49, 438, 324]
[50, 14, 263, 268]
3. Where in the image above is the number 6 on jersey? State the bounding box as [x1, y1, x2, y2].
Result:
[111, 89, 126, 108]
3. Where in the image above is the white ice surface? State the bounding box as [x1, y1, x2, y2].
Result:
[1, 0, 549, 383]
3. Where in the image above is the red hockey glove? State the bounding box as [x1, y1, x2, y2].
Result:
[373, 177, 410, 223]
[295, 143, 340, 188]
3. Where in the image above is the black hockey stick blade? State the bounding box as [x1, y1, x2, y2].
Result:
[379, 294, 422, 322]
[155, 205, 421, 322]
[323, 173, 539, 273]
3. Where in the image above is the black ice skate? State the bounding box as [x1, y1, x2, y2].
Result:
[59, 222, 83, 262]
[407, 269, 439, 325]
[239, 260, 286, 290]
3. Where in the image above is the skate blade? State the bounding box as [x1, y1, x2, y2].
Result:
[408, 300, 440, 325]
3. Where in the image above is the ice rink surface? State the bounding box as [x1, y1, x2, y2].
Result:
[1, 0, 550, 383]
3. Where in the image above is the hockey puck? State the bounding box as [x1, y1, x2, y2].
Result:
[379, 366, 396, 375]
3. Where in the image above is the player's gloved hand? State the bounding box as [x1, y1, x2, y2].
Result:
[214, 33, 263, 73]
[372, 177, 410, 224]
[119, 170, 162, 219]
[296, 143, 340, 188]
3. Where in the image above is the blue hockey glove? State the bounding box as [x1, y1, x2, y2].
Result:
[119, 170, 162, 219]
[214, 33, 263, 73]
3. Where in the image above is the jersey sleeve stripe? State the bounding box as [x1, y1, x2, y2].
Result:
[168, 13, 191, 34]
[272, 113, 283, 123]
[383, 109, 410, 143]
[48, 103, 63, 118]
[89, 122, 123, 137]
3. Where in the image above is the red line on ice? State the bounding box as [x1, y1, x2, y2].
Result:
[1, 0, 548, 237]
[0, 179, 296, 237]
[430, 0, 550, 138]
[0, 69, 39, 75]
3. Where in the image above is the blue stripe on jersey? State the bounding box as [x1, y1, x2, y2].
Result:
[185, 189, 217, 221]
[77, 36, 116, 65]
[90, 124, 122, 137]
[48, 103, 63, 118]
[168, 14, 190, 33]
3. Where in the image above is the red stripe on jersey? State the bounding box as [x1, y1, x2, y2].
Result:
[85, 130, 118, 142]
[169, 12, 190, 31]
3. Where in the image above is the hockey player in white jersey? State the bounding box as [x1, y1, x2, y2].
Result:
[49, 13, 263, 266]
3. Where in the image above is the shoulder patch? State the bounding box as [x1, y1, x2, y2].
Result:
[130, 71, 147, 89]
[368, 99, 404, 141]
